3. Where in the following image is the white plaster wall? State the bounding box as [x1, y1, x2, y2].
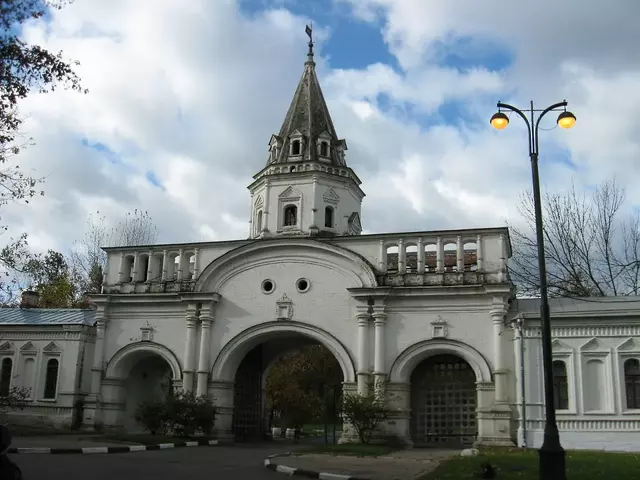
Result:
[518, 328, 640, 451]
[204, 254, 360, 379]
[0, 327, 94, 427]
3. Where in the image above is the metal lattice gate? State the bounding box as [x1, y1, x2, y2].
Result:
[232, 344, 264, 442]
[410, 354, 477, 447]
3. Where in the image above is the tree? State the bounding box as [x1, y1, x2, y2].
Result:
[0, 0, 86, 299]
[70, 210, 159, 293]
[23, 249, 82, 307]
[509, 178, 640, 297]
[265, 345, 342, 428]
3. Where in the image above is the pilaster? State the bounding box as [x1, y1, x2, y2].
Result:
[183, 304, 198, 392]
[372, 302, 387, 393]
[355, 302, 371, 396]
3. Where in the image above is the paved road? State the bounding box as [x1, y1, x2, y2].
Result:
[12, 443, 300, 480]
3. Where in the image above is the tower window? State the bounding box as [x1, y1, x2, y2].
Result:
[284, 205, 297, 226]
[256, 210, 263, 234]
[324, 206, 334, 228]
[320, 142, 328, 157]
[291, 140, 301, 155]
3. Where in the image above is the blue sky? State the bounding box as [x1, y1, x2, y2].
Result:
[3, 0, 639, 253]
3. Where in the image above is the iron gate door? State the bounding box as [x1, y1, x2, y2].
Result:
[410, 354, 477, 447]
[232, 344, 264, 441]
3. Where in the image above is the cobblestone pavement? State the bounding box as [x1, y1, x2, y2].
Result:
[12, 444, 300, 480]
[271, 449, 458, 480]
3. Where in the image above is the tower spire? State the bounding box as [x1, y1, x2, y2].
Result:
[305, 23, 314, 64]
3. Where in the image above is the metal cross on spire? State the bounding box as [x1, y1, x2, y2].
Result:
[305, 23, 314, 63]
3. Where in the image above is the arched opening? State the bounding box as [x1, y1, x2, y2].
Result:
[188, 254, 196, 280]
[324, 206, 334, 228]
[43, 358, 59, 400]
[0, 358, 12, 396]
[463, 242, 478, 272]
[284, 205, 297, 227]
[424, 244, 437, 272]
[405, 244, 418, 273]
[231, 335, 344, 442]
[105, 346, 179, 432]
[624, 358, 640, 409]
[320, 142, 328, 157]
[386, 245, 399, 272]
[134, 254, 149, 282]
[291, 140, 301, 155]
[443, 242, 457, 272]
[410, 354, 477, 447]
[123, 255, 135, 282]
[166, 253, 179, 280]
[552, 360, 569, 410]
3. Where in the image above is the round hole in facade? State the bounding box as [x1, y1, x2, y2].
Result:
[296, 278, 310, 293]
[261, 279, 275, 294]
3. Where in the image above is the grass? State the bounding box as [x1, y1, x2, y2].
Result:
[304, 443, 398, 457]
[420, 447, 640, 479]
[99, 432, 217, 446]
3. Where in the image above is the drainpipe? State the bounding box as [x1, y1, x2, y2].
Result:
[513, 316, 527, 447]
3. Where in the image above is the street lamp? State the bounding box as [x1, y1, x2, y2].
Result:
[490, 100, 576, 480]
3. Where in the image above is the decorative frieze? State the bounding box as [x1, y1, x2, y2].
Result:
[525, 325, 640, 338]
[526, 419, 640, 430]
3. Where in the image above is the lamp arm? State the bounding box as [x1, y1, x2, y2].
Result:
[533, 101, 568, 154]
[497, 102, 533, 156]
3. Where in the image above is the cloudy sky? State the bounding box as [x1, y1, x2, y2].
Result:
[4, 0, 640, 254]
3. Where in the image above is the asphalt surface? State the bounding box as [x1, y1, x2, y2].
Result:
[11, 443, 301, 480]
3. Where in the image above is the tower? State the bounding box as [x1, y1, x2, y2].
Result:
[247, 26, 364, 239]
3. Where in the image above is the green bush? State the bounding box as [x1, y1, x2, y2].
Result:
[135, 391, 217, 437]
[341, 388, 390, 444]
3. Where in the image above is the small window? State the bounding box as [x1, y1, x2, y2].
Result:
[552, 360, 569, 410]
[296, 278, 310, 293]
[261, 279, 275, 294]
[291, 140, 301, 155]
[0, 358, 12, 397]
[624, 358, 640, 409]
[320, 142, 328, 156]
[324, 206, 334, 228]
[284, 205, 297, 227]
[43, 358, 59, 400]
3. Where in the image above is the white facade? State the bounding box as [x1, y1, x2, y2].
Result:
[1, 40, 638, 452]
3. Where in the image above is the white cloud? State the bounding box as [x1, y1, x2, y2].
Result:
[2, 0, 639, 260]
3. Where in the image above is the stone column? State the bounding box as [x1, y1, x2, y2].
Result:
[310, 176, 318, 231]
[90, 315, 109, 395]
[118, 252, 125, 283]
[436, 237, 444, 272]
[372, 305, 387, 392]
[397, 239, 406, 274]
[183, 306, 198, 392]
[196, 310, 214, 397]
[476, 234, 484, 271]
[378, 240, 386, 273]
[192, 248, 200, 280]
[491, 303, 508, 404]
[146, 250, 153, 282]
[262, 181, 271, 233]
[161, 250, 168, 281]
[416, 237, 425, 274]
[356, 305, 371, 395]
[456, 235, 464, 272]
[177, 249, 184, 281]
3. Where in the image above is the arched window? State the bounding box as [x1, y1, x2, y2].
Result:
[624, 358, 640, 409]
[256, 210, 263, 234]
[291, 140, 301, 155]
[552, 360, 569, 410]
[284, 205, 297, 227]
[43, 358, 59, 400]
[320, 142, 328, 157]
[0, 358, 12, 397]
[324, 206, 334, 228]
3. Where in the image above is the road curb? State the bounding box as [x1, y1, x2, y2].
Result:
[8, 438, 219, 454]
[263, 452, 373, 480]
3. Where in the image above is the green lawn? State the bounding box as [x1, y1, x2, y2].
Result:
[305, 443, 397, 457]
[421, 448, 640, 479]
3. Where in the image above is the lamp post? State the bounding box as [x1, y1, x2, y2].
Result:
[490, 100, 576, 480]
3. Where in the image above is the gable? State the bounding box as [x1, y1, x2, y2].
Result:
[580, 337, 606, 352]
[289, 129, 303, 139]
[43, 341, 62, 354]
[20, 341, 37, 354]
[278, 186, 302, 199]
[551, 339, 573, 353]
[0, 341, 14, 353]
[317, 130, 333, 140]
[254, 195, 264, 208]
[618, 337, 639, 352]
[348, 212, 362, 235]
[323, 189, 340, 204]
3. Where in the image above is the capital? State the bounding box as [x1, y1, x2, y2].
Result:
[372, 312, 387, 324]
[200, 314, 214, 326]
[356, 313, 370, 325]
[95, 316, 109, 328]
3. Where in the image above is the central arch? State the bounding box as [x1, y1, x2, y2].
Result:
[211, 322, 356, 442]
[211, 321, 356, 383]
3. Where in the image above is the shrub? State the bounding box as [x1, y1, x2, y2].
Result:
[341, 388, 390, 444]
[136, 391, 217, 437]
